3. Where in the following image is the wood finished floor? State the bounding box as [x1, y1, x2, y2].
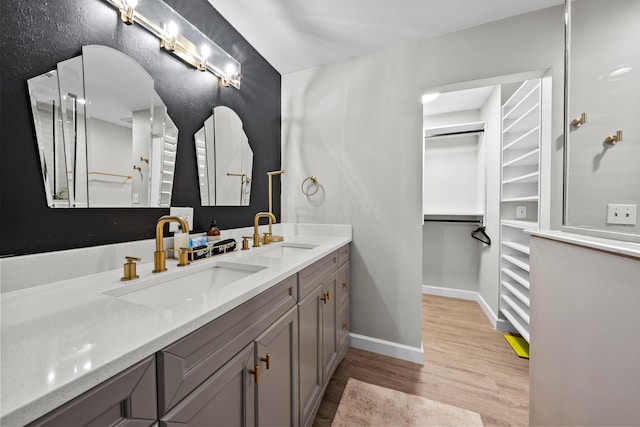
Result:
[313, 294, 530, 426]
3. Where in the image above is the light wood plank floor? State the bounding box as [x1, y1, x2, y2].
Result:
[314, 294, 529, 426]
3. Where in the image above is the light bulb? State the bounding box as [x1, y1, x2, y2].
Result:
[167, 21, 178, 38]
[201, 45, 210, 60]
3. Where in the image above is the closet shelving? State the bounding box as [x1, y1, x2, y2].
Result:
[499, 78, 543, 343]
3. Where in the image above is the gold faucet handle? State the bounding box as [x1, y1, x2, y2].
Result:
[262, 232, 272, 245]
[121, 256, 141, 281]
[241, 236, 252, 250]
[177, 248, 190, 267]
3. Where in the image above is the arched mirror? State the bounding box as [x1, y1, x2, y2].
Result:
[27, 45, 178, 207]
[195, 106, 253, 206]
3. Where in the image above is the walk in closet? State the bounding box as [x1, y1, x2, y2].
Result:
[422, 73, 551, 341]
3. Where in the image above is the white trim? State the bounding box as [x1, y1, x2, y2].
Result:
[422, 285, 477, 301]
[422, 285, 499, 328]
[349, 333, 424, 365]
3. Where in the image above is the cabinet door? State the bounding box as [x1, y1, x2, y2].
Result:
[255, 307, 299, 427]
[160, 344, 255, 427]
[321, 271, 338, 382]
[337, 302, 349, 358]
[298, 285, 323, 427]
[157, 275, 296, 415]
[28, 357, 157, 427]
[337, 261, 349, 311]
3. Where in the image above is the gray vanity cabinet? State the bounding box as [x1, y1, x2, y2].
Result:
[160, 307, 298, 427]
[337, 247, 350, 358]
[159, 343, 256, 427]
[297, 249, 347, 427]
[27, 356, 157, 427]
[157, 275, 297, 415]
[254, 306, 299, 427]
[298, 285, 323, 426]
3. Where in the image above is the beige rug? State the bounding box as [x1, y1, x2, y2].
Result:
[332, 378, 484, 426]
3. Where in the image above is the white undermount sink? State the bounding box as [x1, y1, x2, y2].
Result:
[103, 262, 266, 310]
[257, 243, 317, 260]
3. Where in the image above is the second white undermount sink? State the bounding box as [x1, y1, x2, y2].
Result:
[257, 243, 317, 260]
[103, 262, 266, 310]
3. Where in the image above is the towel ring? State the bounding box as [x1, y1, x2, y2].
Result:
[301, 176, 319, 196]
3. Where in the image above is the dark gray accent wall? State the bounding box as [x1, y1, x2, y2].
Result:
[0, 0, 281, 256]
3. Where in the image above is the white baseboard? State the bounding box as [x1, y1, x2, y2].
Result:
[422, 285, 498, 328]
[349, 333, 424, 365]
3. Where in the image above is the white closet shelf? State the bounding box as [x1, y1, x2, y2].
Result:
[501, 219, 538, 230]
[502, 171, 539, 185]
[503, 126, 540, 151]
[502, 240, 531, 255]
[503, 79, 540, 115]
[501, 294, 530, 324]
[501, 267, 530, 289]
[502, 148, 539, 168]
[502, 195, 539, 203]
[501, 254, 530, 272]
[502, 83, 541, 122]
[501, 280, 530, 306]
[502, 103, 540, 134]
[500, 308, 530, 342]
[424, 121, 485, 137]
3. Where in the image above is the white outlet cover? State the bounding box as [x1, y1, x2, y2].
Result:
[169, 207, 194, 232]
[607, 204, 637, 225]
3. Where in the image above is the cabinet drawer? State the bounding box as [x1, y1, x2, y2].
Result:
[337, 244, 349, 267]
[157, 274, 297, 415]
[298, 251, 338, 300]
[28, 356, 157, 427]
[337, 262, 349, 310]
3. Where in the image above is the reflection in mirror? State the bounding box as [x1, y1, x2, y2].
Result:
[27, 45, 177, 207]
[195, 106, 253, 206]
[563, 0, 640, 241]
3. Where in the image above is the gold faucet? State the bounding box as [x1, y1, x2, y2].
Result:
[253, 212, 276, 248]
[153, 215, 189, 273]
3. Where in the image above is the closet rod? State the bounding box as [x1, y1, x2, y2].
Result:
[424, 219, 482, 223]
[425, 129, 484, 139]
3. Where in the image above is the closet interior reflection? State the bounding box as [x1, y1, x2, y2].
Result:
[195, 106, 253, 206]
[27, 45, 177, 208]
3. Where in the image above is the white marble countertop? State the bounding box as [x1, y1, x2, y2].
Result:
[530, 230, 640, 259]
[0, 223, 351, 426]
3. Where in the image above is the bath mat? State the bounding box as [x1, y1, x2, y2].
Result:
[504, 334, 529, 359]
[331, 378, 484, 426]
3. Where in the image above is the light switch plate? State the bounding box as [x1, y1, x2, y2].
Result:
[516, 205, 527, 219]
[606, 204, 637, 225]
[169, 207, 194, 232]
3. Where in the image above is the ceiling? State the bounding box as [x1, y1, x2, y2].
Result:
[207, 0, 563, 75]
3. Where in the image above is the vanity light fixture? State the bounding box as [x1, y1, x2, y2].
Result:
[103, 0, 242, 89]
[119, 0, 137, 24]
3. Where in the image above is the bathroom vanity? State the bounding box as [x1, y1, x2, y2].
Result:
[0, 224, 351, 427]
[529, 231, 640, 426]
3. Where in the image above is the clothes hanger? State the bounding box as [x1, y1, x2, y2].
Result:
[471, 226, 491, 246]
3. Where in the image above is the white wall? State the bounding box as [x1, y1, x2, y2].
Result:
[282, 6, 565, 359]
[478, 86, 502, 318]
